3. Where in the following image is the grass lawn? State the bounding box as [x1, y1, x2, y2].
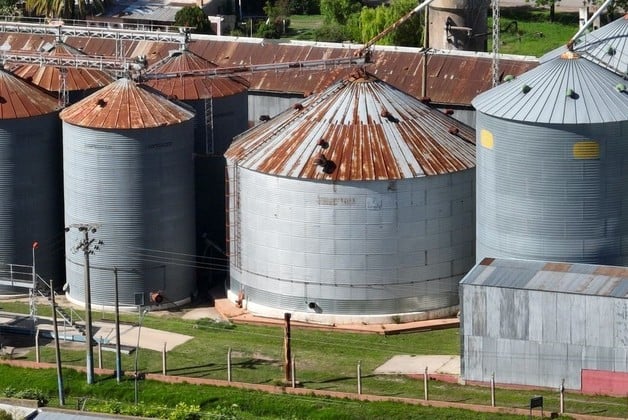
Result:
[1, 300, 628, 418]
[286, 14, 324, 40]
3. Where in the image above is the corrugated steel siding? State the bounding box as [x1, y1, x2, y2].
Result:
[476, 110, 628, 265]
[461, 282, 628, 390]
[473, 55, 628, 124]
[226, 73, 475, 181]
[227, 166, 475, 315]
[60, 78, 194, 129]
[0, 113, 62, 293]
[63, 121, 196, 306]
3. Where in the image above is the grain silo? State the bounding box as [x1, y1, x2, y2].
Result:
[473, 52, 628, 265]
[144, 47, 248, 289]
[429, 0, 488, 51]
[0, 70, 62, 294]
[60, 78, 196, 308]
[225, 69, 476, 324]
[539, 13, 628, 76]
[11, 41, 113, 105]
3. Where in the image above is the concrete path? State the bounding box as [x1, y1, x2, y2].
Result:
[375, 355, 460, 376]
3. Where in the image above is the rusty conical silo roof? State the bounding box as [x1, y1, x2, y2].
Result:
[225, 69, 475, 181]
[0, 69, 59, 119]
[144, 49, 248, 100]
[11, 42, 113, 92]
[473, 53, 628, 124]
[60, 77, 195, 129]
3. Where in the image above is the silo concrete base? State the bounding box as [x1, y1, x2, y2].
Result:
[227, 290, 458, 325]
[65, 293, 191, 312]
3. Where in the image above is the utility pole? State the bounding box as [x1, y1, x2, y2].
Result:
[50, 279, 65, 406]
[283, 313, 292, 384]
[30, 241, 39, 323]
[114, 267, 122, 383]
[65, 224, 102, 385]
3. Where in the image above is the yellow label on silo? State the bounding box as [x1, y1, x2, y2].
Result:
[573, 141, 600, 159]
[480, 129, 494, 149]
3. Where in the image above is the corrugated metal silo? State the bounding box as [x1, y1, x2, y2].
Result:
[0, 70, 62, 294]
[144, 49, 248, 287]
[539, 14, 628, 76]
[11, 41, 113, 104]
[225, 69, 476, 323]
[60, 78, 196, 308]
[429, 0, 488, 51]
[473, 52, 628, 264]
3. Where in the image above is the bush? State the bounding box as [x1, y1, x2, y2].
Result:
[314, 23, 351, 42]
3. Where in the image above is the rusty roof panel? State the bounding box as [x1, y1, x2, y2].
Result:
[60, 77, 194, 129]
[144, 49, 247, 100]
[0, 34, 538, 107]
[225, 69, 475, 181]
[0, 69, 59, 119]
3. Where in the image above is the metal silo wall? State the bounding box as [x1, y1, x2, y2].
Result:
[191, 92, 248, 290]
[63, 121, 196, 307]
[228, 166, 476, 315]
[461, 284, 628, 389]
[476, 113, 628, 265]
[0, 113, 63, 293]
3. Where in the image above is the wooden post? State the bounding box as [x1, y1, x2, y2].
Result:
[162, 342, 167, 375]
[35, 328, 40, 363]
[424, 366, 428, 401]
[291, 355, 296, 388]
[283, 313, 292, 383]
[560, 378, 565, 414]
[357, 361, 362, 395]
[491, 372, 496, 407]
[227, 347, 232, 382]
[114, 267, 122, 383]
[98, 340, 103, 369]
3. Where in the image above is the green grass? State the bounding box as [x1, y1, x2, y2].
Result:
[286, 14, 324, 40]
[2, 300, 628, 418]
[490, 9, 579, 57]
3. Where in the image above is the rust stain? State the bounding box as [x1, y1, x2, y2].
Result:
[0, 69, 59, 119]
[60, 78, 194, 129]
[542, 262, 573, 272]
[226, 72, 475, 181]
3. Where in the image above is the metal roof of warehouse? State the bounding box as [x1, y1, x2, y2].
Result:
[0, 32, 538, 107]
[461, 258, 628, 298]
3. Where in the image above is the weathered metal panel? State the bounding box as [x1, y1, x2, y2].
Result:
[227, 165, 474, 315]
[0, 69, 59, 118]
[0, 112, 62, 293]
[226, 71, 475, 182]
[60, 78, 194, 129]
[476, 111, 628, 265]
[586, 295, 614, 348]
[62, 119, 195, 307]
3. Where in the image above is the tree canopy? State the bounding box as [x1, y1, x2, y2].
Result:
[174, 6, 212, 34]
[25, 0, 104, 19]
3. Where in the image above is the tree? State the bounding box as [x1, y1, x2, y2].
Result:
[358, 0, 423, 46]
[25, 0, 104, 19]
[320, 0, 361, 25]
[290, 0, 320, 15]
[174, 6, 212, 34]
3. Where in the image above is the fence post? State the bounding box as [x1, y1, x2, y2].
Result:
[357, 360, 362, 395]
[424, 366, 429, 401]
[162, 342, 167, 375]
[491, 372, 496, 407]
[227, 347, 232, 382]
[98, 339, 103, 369]
[35, 328, 40, 363]
[560, 378, 565, 414]
[291, 355, 296, 388]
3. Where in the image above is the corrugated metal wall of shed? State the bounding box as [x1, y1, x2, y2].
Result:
[62, 122, 196, 307]
[0, 70, 62, 293]
[461, 284, 628, 390]
[227, 166, 475, 316]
